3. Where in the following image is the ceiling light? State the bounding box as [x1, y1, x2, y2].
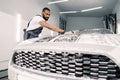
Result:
[81, 7, 102, 12]
[59, 6, 103, 14]
[16, 14, 21, 42]
[48, 0, 69, 4]
[59, 11, 78, 14]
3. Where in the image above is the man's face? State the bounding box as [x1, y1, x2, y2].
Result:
[42, 10, 50, 21]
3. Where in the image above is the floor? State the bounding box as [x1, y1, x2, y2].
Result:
[0, 69, 8, 80]
[0, 77, 8, 80]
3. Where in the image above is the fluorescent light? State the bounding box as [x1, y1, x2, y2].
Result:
[59, 6, 103, 14]
[60, 11, 78, 14]
[81, 7, 102, 12]
[48, 0, 68, 4]
[16, 14, 21, 42]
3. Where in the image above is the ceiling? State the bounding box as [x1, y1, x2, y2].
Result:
[52, 0, 118, 17]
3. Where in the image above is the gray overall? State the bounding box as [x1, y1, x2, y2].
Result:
[24, 15, 43, 40]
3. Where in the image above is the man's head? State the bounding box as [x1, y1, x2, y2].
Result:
[42, 7, 50, 21]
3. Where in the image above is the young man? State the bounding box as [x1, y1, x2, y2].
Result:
[24, 7, 64, 40]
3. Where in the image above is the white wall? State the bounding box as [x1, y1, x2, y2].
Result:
[113, 0, 120, 34]
[0, 0, 60, 70]
[66, 17, 104, 31]
[0, 11, 17, 70]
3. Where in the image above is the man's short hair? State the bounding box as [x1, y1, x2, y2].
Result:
[42, 7, 50, 12]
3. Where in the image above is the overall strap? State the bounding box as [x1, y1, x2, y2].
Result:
[27, 19, 31, 27]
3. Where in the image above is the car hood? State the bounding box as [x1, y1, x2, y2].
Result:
[14, 28, 120, 67]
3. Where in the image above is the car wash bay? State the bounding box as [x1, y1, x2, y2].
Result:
[0, 0, 120, 80]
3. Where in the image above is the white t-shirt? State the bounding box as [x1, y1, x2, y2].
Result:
[26, 16, 45, 31]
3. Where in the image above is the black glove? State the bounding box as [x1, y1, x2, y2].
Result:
[58, 32, 65, 35]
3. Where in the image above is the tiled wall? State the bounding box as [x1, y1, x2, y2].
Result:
[66, 17, 104, 31]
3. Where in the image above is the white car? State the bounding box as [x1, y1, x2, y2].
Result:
[8, 28, 120, 80]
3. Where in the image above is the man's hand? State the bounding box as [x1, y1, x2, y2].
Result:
[59, 29, 64, 33]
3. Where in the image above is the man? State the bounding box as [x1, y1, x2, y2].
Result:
[24, 7, 64, 40]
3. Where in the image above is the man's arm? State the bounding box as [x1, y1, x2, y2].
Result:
[39, 21, 64, 32]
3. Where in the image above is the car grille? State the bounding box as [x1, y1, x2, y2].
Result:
[13, 51, 120, 79]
